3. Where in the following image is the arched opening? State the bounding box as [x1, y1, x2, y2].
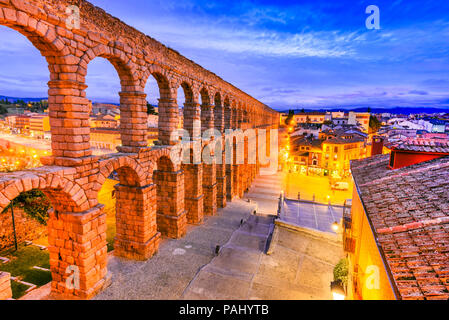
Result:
[181, 82, 199, 140]
[178, 82, 192, 135]
[154, 156, 186, 238]
[0, 190, 51, 299]
[144, 74, 161, 146]
[97, 161, 154, 259]
[0, 22, 59, 299]
[200, 88, 212, 134]
[85, 57, 123, 155]
[0, 25, 52, 163]
[0, 178, 96, 300]
[97, 174, 119, 253]
[145, 71, 176, 146]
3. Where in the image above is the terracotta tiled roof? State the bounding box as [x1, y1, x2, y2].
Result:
[387, 138, 449, 154]
[351, 155, 449, 300]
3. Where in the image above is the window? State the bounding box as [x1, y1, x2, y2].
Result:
[334, 147, 339, 153]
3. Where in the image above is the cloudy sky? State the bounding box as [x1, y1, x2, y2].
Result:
[1, 0, 449, 111]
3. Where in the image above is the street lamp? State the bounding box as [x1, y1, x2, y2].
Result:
[331, 221, 340, 233]
[330, 280, 345, 300]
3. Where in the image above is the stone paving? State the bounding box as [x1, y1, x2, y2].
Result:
[182, 217, 343, 300]
[245, 173, 283, 215]
[180, 172, 344, 300]
[94, 200, 257, 300]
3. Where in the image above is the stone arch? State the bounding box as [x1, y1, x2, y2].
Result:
[223, 95, 230, 107]
[214, 91, 222, 107]
[199, 87, 211, 106]
[143, 65, 175, 99]
[94, 156, 152, 261]
[79, 44, 139, 89]
[0, 8, 78, 158]
[0, 172, 88, 214]
[200, 87, 213, 134]
[179, 81, 195, 104]
[0, 7, 67, 60]
[144, 66, 179, 145]
[95, 156, 146, 194]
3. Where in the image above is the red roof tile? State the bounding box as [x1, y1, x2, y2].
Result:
[351, 155, 449, 300]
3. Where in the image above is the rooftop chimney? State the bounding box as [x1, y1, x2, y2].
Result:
[371, 136, 384, 157]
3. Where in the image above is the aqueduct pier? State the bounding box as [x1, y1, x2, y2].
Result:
[0, 0, 279, 299]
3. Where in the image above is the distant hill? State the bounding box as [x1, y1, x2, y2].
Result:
[0, 95, 47, 103]
[278, 107, 449, 115]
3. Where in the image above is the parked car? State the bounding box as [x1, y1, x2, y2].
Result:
[331, 182, 349, 191]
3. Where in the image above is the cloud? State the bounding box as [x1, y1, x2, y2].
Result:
[408, 90, 429, 95]
[146, 21, 357, 58]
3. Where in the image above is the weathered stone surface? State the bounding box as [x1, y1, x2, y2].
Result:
[0, 0, 279, 300]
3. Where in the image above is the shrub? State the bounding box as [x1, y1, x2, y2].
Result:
[334, 258, 349, 285]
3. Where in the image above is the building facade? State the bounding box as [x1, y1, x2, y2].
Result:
[347, 149, 449, 300]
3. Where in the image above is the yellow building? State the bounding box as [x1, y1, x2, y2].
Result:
[90, 128, 159, 151]
[347, 154, 449, 300]
[344, 189, 397, 300]
[322, 135, 367, 177]
[90, 115, 118, 128]
[29, 115, 50, 139]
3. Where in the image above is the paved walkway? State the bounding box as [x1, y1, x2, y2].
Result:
[95, 200, 257, 300]
[182, 216, 343, 300]
[177, 171, 344, 300]
[245, 173, 283, 215]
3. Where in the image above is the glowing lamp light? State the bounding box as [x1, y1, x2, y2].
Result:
[331, 221, 340, 233]
[330, 280, 346, 300]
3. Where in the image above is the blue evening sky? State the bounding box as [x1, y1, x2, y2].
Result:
[1, 0, 449, 110]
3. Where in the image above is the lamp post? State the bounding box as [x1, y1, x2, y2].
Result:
[11, 204, 18, 251]
[331, 221, 340, 233]
[330, 280, 346, 300]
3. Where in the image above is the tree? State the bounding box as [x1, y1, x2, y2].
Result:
[305, 115, 311, 124]
[147, 102, 158, 115]
[285, 109, 294, 126]
[369, 115, 381, 134]
[3, 190, 50, 225]
[0, 105, 8, 115]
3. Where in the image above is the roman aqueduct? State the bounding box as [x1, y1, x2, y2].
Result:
[0, 0, 279, 299]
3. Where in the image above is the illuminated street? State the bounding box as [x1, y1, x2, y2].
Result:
[283, 172, 353, 206]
